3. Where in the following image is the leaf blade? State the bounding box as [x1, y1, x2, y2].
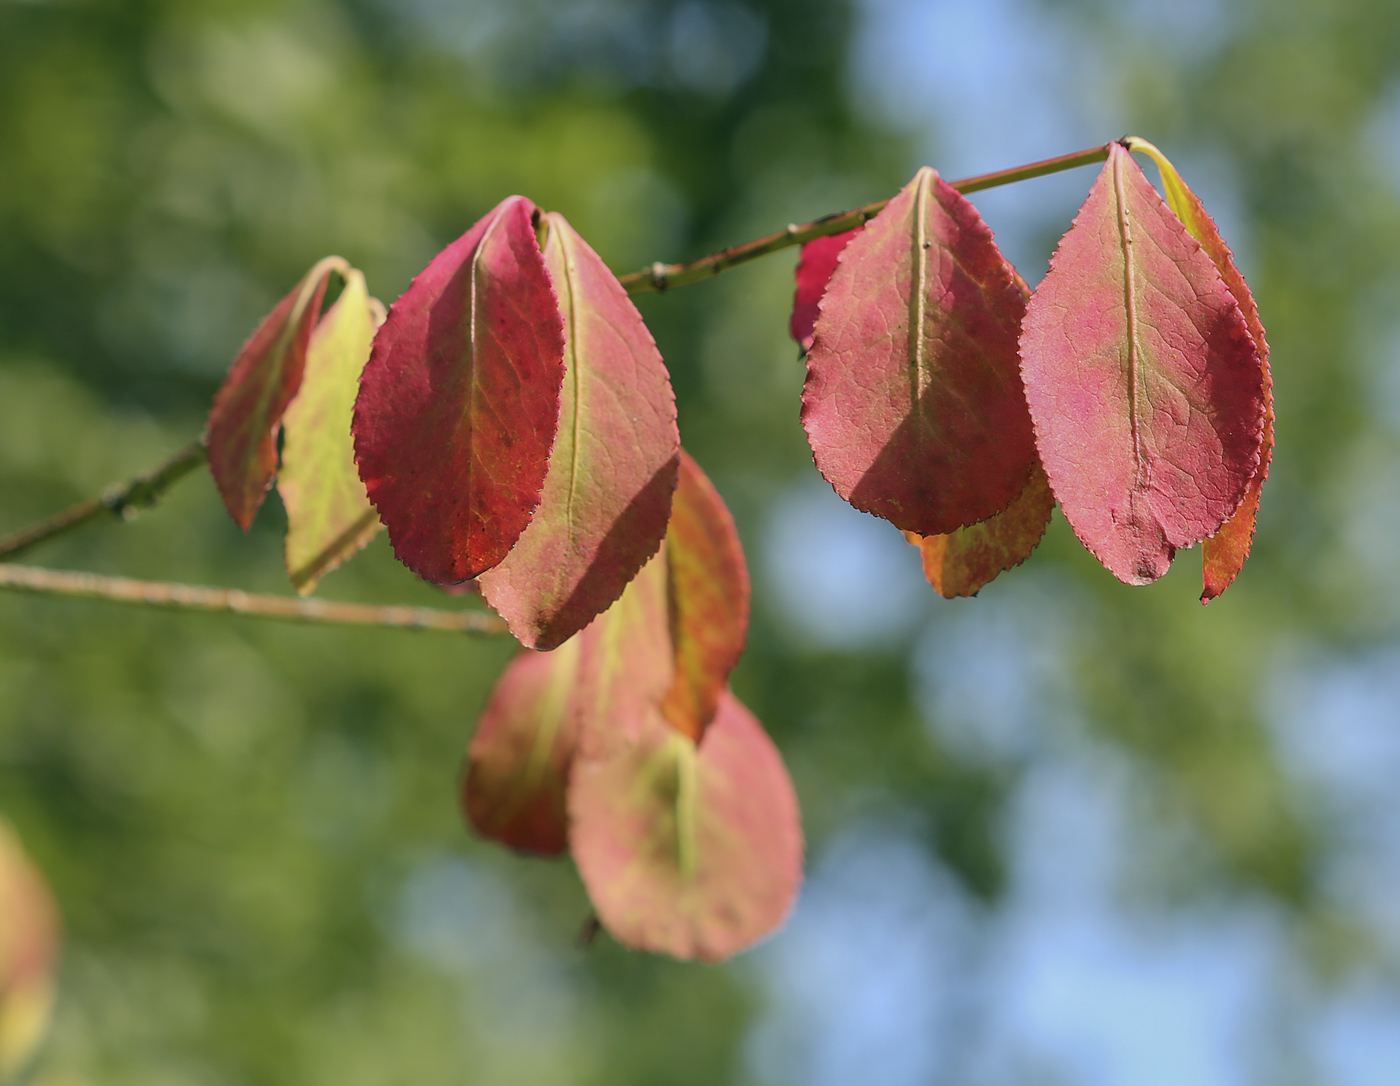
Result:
[352, 196, 565, 584]
[1121, 139, 1274, 602]
[1019, 143, 1266, 585]
[463, 639, 584, 856]
[477, 213, 679, 649]
[206, 256, 345, 529]
[659, 450, 749, 740]
[789, 227, 861, 350]
[802, 167, 1037, 535]
[569, 689, 802, 962]
[905, 460, 1055, 598]
[278, 270, 382, 594]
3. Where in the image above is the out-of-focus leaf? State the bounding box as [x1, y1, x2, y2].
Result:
[659, 450, 749, 740]
[1019, 143, 1266, 586]
[904, 461, 1055, 598]
[352, 196, 565, 584]
[569, 689, 802, 963]
[207, 256, 346, 530]
[0, 819, 57, 1082]
[802, 167, 1036, 536]
[1122, 139, 1275, 602]
[789, 227, 861, 351]
[277, 271, 382, 595]
[478, 212, 679, 650]
[575, 546, 674, 760]
[463, 638, 583, 856]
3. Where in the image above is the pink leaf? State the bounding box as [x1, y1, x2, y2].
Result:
[1019, 143, 1266, 585]
[802, 168, 1037, 536]
[569, 689, 803, 962]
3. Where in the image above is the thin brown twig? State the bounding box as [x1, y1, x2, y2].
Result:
[617, 142, 1113, 295]
[0, 563, 509, 635]
[0, 440, 208, 561]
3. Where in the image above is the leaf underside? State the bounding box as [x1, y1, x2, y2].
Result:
[278, 270, 382, 594]
[659, 450, 750, 741]
[352, 195, 565, 585]
[478, 212, 680, 650]
[207, 257, 343, 530]
[568, 688, 803, 963]
[463, 639, 583, 856]
[905, 461, 1055, 598]
[1019, 143, 1266, 586]
[802, 166, 1037, 536]
[1125, 141, 1274, 602]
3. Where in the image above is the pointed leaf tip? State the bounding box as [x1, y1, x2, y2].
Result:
[353, 196, 565, 585]
[1019, 143, 1266, 586]
[279, 269, 382, 594]
[478, 212, 680, 650]
[569, 689, 802, 962]
[207, 256, 346, 530]
[802, 167, 1037, 536]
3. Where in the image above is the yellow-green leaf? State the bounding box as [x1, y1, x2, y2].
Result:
[278, 270, 382, 594]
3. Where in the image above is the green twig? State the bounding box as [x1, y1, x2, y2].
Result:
[617, 142, 1113, 294]
[0, 563, 508, 635]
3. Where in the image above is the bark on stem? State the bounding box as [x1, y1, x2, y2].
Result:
[617, 143, 1112, 294]
[0, 440, 208, 560]
[0, 563, 508, 635]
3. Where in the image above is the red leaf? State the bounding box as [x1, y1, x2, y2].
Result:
[352, 196, 566, 584]
[1121, 139, 1274, 602]
[477, 212, 679, 650]
[569, 689, 802, 962]
[1019, 144, 1266, 585]
[802, 168, 1037, 536]
[789, 227, 861, 350]
[206, 256, 345, 529]
[463, 639, 583, 856]
[904, 461, 1055, 598]
[660, 450, 749, 740]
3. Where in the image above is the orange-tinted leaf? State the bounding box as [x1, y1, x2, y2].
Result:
[575, 546, 674, 760]
[463, 638, 583, 856]
[1121, 139, 1274, 602]
[789, 227, 861, 350]
[569, 689, 802, 962]
[478, 213, 679, 649]
[802, 167, 1036, 536]
[207, 256, 346, 529]
[904, 461, 1055, 598]
[660, 451, 749, 740]
[1019, 143, 1266, 585]
[353, 196, 565, 584]
[278, 270, 382, 595]
[0, 819, 58, 1080]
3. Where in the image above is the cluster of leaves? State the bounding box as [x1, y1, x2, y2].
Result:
[195, 138, 1270, 962]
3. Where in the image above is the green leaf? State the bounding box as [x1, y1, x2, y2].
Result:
[278, 270, 382, 595]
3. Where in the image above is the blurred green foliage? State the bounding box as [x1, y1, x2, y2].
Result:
[3, 0, 1400, 1081]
